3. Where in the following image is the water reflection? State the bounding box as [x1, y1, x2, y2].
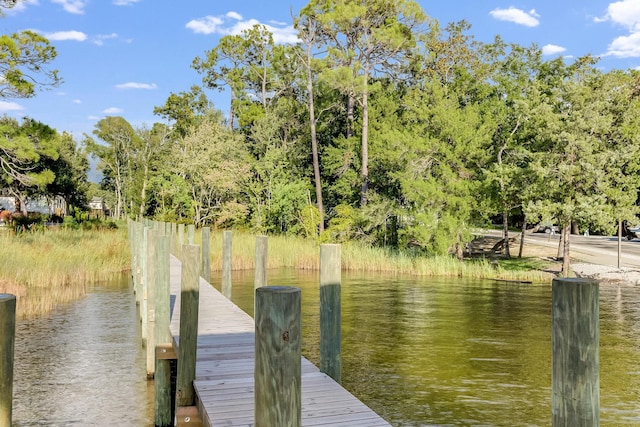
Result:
[13, 274, 153, 426]
[217, 269, 640, 426]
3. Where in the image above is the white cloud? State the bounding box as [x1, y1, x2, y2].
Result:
[542, 44, 567, 55]
[45, 30, 87, 41]
[0, 101, 24, 112]
[103, 107, 124, 114]
[186, 13, 299, 44]
[52, 0, 87, 14]
[93, 33, 118, 46]
[113, 0, 141, 5]
[489, 7, 540, 27]
[605, 32, 640, 57]
[115, 82, 158, 90]
[598, 0, 640, 31]
[186, 16, 224, 34]
[88, 115, 100, 120]
[73, 99, 81, 104]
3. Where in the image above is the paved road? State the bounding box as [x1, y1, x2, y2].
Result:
[487, 230, 640, 269]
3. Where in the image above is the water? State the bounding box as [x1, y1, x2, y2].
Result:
[215, 269, 640, 426]
[12, 274, 154, 426]
[11, 269, 640, 426]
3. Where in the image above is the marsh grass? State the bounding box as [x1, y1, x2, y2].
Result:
[0, 227, 129, 319]
[203, 231, 554, 283]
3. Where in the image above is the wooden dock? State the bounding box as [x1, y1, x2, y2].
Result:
[168, 254, 391, 427]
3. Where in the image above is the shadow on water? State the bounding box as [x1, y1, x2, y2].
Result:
[12, 273, 154, 426]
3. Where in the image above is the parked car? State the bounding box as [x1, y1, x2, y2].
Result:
[535, 224, 559, 234]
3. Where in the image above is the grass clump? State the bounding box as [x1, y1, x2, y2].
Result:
[204, 230, 554, 283]
[0, 227, 130, 319]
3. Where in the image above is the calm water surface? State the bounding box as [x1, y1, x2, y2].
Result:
[12, 274, 154, 426]
[215, 269, 640, 426]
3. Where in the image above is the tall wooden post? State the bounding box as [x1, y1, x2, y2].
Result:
[254, 235, 268, 289]
[154, 234, 172, 427]
[146, 229, 157, 378]
[255, 287, 301, 427]
[141, 226, 149, 344]
[187, 224, 195, 245]
[171, 223, 177, 255]
[176, 245, 201, 408]
[320, 244, 341, 383]
[201, 227, 211, 283]
[0, 294, 16, 426]
[177, 224, 185, 259]
[222, 230, 232, 299]
[552, 278, 599, 426]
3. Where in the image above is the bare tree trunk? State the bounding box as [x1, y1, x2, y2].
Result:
[518, 216, 527, 258]
[138, 164, 149, 218]
[360, 67, 369, 206]
[304, 42, 324, 233]
[347, 95, 355, 139]
[561, 221, 571, 276]
[502, 210, 510, 258]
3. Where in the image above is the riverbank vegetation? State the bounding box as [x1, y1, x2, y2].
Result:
[204, 231, 555, 283]
[4, 0, 639, 279]
[0, 227, 129, 318]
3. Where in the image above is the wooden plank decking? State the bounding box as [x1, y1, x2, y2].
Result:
[168, 255, 391, 427]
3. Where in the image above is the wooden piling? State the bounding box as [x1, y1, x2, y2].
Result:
[141, 226, 149, 344]
[320, 244, 341, 383]
[0, 294, 15, 426]
[201, 227, 211, 283]
[255, 286, 301, 427]
[176, 244, 201, 408]
[177, 224, 185, 259]
[254, 235, 268, 289]
[146, 229, 157, 378]
[222, 230, 232, 299]
[187, 224, 195, 245]
[171, 223, 177, 255]
[154, 234, 173, 427]
[552, 278, 599, 426]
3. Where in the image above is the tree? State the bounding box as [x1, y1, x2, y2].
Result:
[0, 30, 61, 98]
[85, 116, 138, 219]
[153, 86, 210, 139]
[300, 0, 428, 205]
[0, 116, 60, 213]
[44, 131, 89, 212]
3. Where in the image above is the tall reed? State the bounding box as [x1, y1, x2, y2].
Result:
[204, 230, 553, 283]
[0, 227, 129, 319]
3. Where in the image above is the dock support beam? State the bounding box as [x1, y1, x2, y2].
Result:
[176, 245, 201, 408]
[201, 227, 210, 283]
[0, 294, 15, 426]
[222, 231, 232, 299]
[552, 278, 599, 426]
[320, 244, 341, 383]
[154, 234, 173, 427]
[255, 286, 301, 427]
[254, 236, 268, 289]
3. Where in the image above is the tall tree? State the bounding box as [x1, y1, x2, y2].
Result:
[300, 0, 428, 205]
[85, 116, 138, 219]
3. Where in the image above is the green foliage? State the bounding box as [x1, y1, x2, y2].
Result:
[0, 30, 61, 98]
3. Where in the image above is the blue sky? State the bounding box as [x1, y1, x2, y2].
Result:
[1, 0, 639, 140]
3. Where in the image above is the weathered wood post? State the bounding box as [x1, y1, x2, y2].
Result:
[254, 235, 268, 289]
[222, 230, 232, 299]
[134, 222, 144, 302]
[254, 287, 301, 427]
[145, 229, 157, 378]
[171, 223, 177, 255]
[177, 224, 185, 259]
[0, 294, 16, 426]
[552, 278, 599, 426]
[187, 224, 195, 245]
[320, 244, 341, 383]
[176, 244, 201, 408]
[141, 225, 149, 345]
[201, 227, 211, 283]
[154, 234, 172, 427]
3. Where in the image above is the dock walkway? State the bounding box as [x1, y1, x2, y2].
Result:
[168, 254, 391, 427]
